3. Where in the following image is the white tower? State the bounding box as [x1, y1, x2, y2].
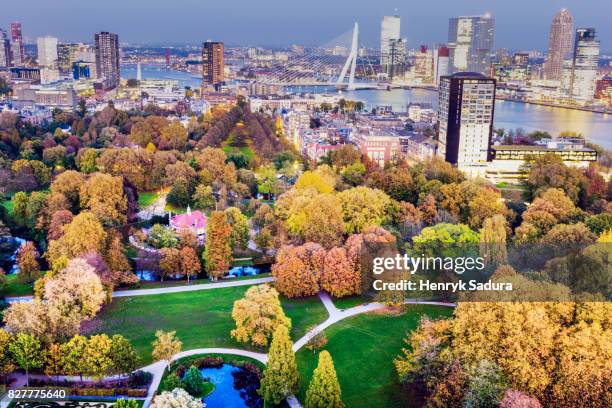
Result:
[336, 22, 359, 90]
[136, 62, 142, 82]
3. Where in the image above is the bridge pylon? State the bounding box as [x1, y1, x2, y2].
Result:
[336, 22, 359, 90]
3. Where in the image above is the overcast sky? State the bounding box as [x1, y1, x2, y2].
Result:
[2, 0, 610, 51]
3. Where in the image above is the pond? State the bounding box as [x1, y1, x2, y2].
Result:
[200, 364, 262, 408]
[135, 264, 271, 282]
[0, 236, 26, 274]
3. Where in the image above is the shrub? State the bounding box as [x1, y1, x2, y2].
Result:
[128, 370, 153, 387]
[114, 399, 140, 408]
[162, 373, 184, 392]
[183, 366, 206, 397]
[174, 365, 186, 378]
[192, 356, 223, 369]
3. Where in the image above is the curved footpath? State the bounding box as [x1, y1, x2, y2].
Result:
[2, 278, 455, 408]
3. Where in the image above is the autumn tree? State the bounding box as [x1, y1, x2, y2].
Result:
[46, 212, 107, 264]
[191, 184, 216, 211]
[152, 330, 182, 362]
[50, 170, 84, 211]
[160, 121, 188, 150]
[231, 284, 291, 347]
[0, 329, 15, 378]
[159, 248, 181, 281]
[60, 335, 88, 379]
[16, 241, 40, 283]
[337, 186, 391, 234]
[295, 168, 336, 193]
[79, 172, 128, 225]
[305, 350, 344, 408]
[44, 343, 63, 379]
[305, 327, 328, 355]
[9, 333, 44, 386]
[225, 206, 250, 250]
[47, 210, 73, 241]
[105, 235, 136, 286]
[83, 334, 113, 379]
[179, 246, 201, 282]
[259, 325, 300, 404]
[272, 243, 326, 298]
[204, 211, 232, 279]
[479, 215, 508, 268]
[321, 247, 360, 298]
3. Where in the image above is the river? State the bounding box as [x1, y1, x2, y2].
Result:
[122, 64, 612, 148]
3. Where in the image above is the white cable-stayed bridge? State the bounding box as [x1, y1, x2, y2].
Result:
[256, 23, 392, 90]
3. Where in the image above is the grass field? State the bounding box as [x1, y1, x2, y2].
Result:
[1, 273, 35, 296]
[1, 200, 13, 215]
[295, 305, 454, 408]
[332, 296, 365, 310]
[137, 192, 160, 207]
[91, 284, 327, 364]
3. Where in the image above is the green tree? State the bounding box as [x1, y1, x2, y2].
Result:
[464, 360, 507, 408]
[110, 334, 140, 376]
[60, 335, 88, 380]
[0, 329, 15, 377]
[162, 372, 184, 391]
[184, 365, 206, 397]
[148, 224, 178, 248]
[114, 400, 140, 408]
[305, 350, 344, 408]
[259, 325, 300, 404]
[479, 215, 508, 268]
[83, 334, 113, 379]
[192, 184, 216, 211]
[9, 333, 44, 386]
[225, 207, 249, 250]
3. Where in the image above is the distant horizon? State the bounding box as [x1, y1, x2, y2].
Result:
[2, 0, 611, 52]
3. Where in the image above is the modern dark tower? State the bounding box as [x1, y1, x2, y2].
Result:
[437, 72, 496, 177]
[448, 14, 495, 76]
[95, 31, 120, 89]
[10, 22, 24, 66]
[202, 41, 224, 85]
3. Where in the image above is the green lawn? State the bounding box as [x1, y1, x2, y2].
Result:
[91, 284, 327, 364]
[332, 296, 365, 310]
[295, 305, 454, 408]
[138, 192, 160, 207]
[223, 145, 255, 161]
[280, 295, 328, 341]
[1, 274, 35, 297]
[114, 273, 271, 291]
[1, 200, 13, 215]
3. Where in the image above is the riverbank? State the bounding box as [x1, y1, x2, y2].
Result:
[496, 96, 610, 115]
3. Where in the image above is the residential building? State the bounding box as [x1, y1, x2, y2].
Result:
[10, 22, 24, 66]
[15, 87, 77, 109]
[414, 46, 434, 83]
[544, 9, 573, 81]
[448, 14, 495, 76]
[95, 31, 120, 89]
[437, 72, 495, 177]
[595, 75, 612, 105]
[353, 126, 401, 167]
[202, 41, 224, 84]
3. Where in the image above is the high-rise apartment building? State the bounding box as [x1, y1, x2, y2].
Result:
[95, 32, 120, 89]
[37, 36, 59, 84]
[0, 30, 11, 68]
[57, 43, 81, 75]
[569, 28, 600, 104]
[380, 15, 405, 78]
[10, 22, 25, 66]
[433, 45, 450, 86]
[437, 72, 496, 177]
[448, 14, 495, 75]
[544, 9, 573, 81]
[202, 41, 224, 84]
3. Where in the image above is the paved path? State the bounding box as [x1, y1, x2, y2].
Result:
[137, 192, 168, 220]
[6, 276, 276, 303]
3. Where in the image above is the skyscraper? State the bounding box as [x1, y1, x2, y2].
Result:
[569, 28, 600, 104]
[202, 41, 224, 85]
[544, 9, 573, 81]
[10, 22, 25, 66]
[57, 43, 81, 75]
[433, 45, 450, 86]
[0, 30, 11, 68]
[414, 45, 434, 84]
[95, 32, 120, 89]
[380, 15, 405, 78]
[448, 14, 495, 75]
[437, 72, 496, 177]
[37, 36, 59, 84]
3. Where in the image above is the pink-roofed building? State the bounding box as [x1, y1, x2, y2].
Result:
[169, 206, 208, 237]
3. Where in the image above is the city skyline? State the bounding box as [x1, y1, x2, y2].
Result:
[1, 1, 611, 51]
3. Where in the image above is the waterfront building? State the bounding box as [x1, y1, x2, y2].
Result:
[544, 9, 573, 81]
[0, 30, 11, 68]
[486, 141, 597, 183]
[15, 86, 77, 109]
[202, 41, 224, 85]
[414, 46, 434, 84]
[94, 31, 120, 89]
[37, 36, 59, 84]
[447, 14, 495, 76]
[569, 28, 600, 104]
[437, 72, 495, 177]
[380, 15, 405, 78]
[10, 22, 24, 66]
[595, 75, 612, 106]
[433, 45, 450, 87]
